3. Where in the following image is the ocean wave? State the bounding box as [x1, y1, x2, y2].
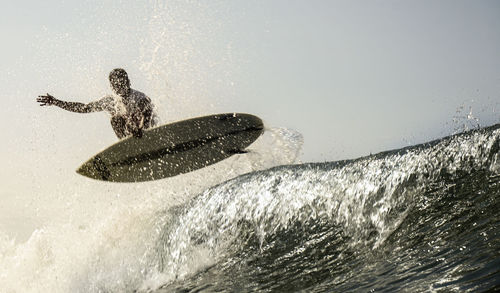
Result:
[157, 124, 500, 292]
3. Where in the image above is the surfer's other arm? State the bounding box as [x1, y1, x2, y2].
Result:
[37, 93, 107, 113]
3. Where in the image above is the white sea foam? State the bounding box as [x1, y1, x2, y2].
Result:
[0, 127, 302, 292]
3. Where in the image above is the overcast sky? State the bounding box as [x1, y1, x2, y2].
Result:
[1, 0, 500, 199]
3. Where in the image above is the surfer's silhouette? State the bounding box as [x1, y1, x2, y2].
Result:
[37, 68, 158, 139]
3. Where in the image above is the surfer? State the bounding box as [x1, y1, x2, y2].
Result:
[36, 68, 158, 139]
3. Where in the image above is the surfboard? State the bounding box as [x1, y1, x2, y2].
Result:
[76, 113, 264, 182]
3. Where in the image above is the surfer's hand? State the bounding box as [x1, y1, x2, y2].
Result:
[128, 113, 144, 138]
[126, 122, 143, 138]
[37, 93, 56, 106]
[132, 128, 143, 138]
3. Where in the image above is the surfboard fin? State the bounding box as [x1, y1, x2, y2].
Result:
[227, 149, 248, 154]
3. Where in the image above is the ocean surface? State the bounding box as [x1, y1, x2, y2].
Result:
[1, 124, 499, 292]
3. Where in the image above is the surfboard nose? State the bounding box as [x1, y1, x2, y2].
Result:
[77, 155, 111, 181]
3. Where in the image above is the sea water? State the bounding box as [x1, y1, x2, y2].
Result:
[2, 124, 499, 292]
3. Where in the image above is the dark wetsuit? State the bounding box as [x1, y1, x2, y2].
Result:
[100, 89, 158, 138]
[54, 89, 159, 139]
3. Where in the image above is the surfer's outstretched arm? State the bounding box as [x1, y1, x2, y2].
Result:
[37, 93, 107, 113]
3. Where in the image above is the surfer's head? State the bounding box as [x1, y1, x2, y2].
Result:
[109, 68, 131, 97]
